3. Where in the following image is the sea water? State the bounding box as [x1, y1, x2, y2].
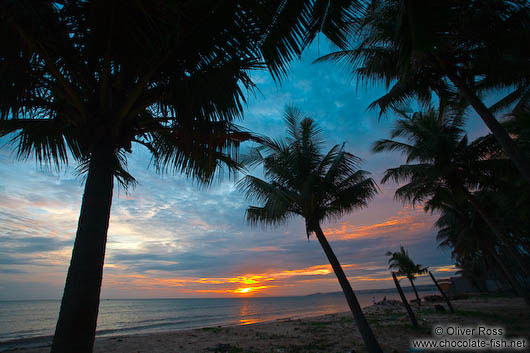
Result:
[0, 288, 435, 351]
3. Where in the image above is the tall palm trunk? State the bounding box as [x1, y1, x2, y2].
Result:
[486, 246, 530, 308]
[51, 145, 115, 353]
[462, 190, 530, 279]
[408, 277, 421, 306]
[445, 69, 530, 185]
[314, 226, 383, 353]
[469, 276, 484, 292]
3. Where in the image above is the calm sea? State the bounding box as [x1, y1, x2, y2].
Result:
[0, 288, 435, 351]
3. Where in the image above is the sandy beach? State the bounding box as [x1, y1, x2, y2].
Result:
[10, 295, 529, 353]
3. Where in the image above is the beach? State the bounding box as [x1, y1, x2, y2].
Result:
[9, 295, 529, 353]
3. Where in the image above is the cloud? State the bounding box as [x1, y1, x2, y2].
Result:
[323, 205, 433, 241]
[96, 261, 396, 298]
[0, 40, 473, 300]
[0, 235, 72, 254]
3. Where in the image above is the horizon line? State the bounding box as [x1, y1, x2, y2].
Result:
[0, 284, 440, 302]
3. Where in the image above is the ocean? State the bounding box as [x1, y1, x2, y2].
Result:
[0, 287, 436, 351]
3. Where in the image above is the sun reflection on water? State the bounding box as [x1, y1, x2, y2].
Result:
[238, 299, 259, 325]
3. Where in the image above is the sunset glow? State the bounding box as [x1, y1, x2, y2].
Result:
[433, 265, 457, 272]
[323, 207, 432, 241]
[233, 286, 272, 294]
[0, 41, 467, 301]
[228, 275, 274, 285]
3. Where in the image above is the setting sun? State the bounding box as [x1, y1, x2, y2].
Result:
[233, 286, 272, 294]
[235, 287, 252, 293]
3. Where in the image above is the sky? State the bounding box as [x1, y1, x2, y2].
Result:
[0, 42, 491, 300]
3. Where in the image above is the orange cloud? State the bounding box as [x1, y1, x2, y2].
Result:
[270, 263, 361, 278]
[102, 263, 356, 296]
[228, 275, 275, 284]
[188, 265, 338, 295]
[272, 264, 333, 277]
[350, 275, 393, 282]
[323, 207, 432, 240]
[432, 265, 457, 273]
[245, 246, 283, 252]
[196, 285, 275, 295]
[101, 260, 449, 298]
[234, 286, 273, 294]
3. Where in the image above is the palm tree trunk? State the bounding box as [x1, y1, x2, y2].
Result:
[470, 276, 483, 292]
[486, 247, 530, 308]
[428, 271, 454, 313]
[408, 277, 421, 306]
[392, 272, 419, 327]
[51, 145, 115, 353]
[314, 226, 383, 353]
[463, 190, 530, 279]
[445, 70, 530, 184]
[494, 279, 502, 292]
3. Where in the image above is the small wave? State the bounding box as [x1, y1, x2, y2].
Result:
[96, 316, 232, 337]
[0, 335, 53, 352]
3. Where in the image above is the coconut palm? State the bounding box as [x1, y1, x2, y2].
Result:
[317, 0, 530, 184]
[372, 105, 530, 282]
[0, 2, 364, 352]
[385, 246, 427, 305]
[238, 106, 382, 353]
[436, 199, 530, 306]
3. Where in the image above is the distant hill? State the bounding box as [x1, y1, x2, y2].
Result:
[304, 284, 437, 297]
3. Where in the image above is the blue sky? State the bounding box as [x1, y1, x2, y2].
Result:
[0, 42, 490, 300]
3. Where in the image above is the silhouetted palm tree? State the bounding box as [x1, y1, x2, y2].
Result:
[0, 2, 363, 352]
[436, 200, 530, 307]
[317, 0, 530, 183]
[238, 106, 382, 353]
[385, 246, 427, 305]
[372, 105, 530, 281]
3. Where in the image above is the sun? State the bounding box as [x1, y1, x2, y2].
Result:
[233, 285, 272, 294]
[235, 287, 253, 294]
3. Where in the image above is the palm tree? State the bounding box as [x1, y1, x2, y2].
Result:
[436, 199, 530, 307]
[454, 257, 489, 293]
[385, 246, 427, 305]
[0, 2, 364, 352]
[317, 0, 530, 184]
[391, 271, 419, 327]
[238, 106, 382, 353]
[372, 105, 530, 281]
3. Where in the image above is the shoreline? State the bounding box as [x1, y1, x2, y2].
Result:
[0, 314, 317, 352]
[3, 295, 529, 353]
[0, 309, 351, 352]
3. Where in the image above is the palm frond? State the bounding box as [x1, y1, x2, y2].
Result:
[256, 0, 364, 80]
[246, 205, 292, 228]
[238, 175, 298, 227]
[240, 105, 377, 235]
[488, 87, 528, 114]
[386, 245, 425, 278]
[371, 139, 415, 156]
[150, 121, 252, 186]
[1, 118, 83, 171]
[324, 176, 378, 221]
